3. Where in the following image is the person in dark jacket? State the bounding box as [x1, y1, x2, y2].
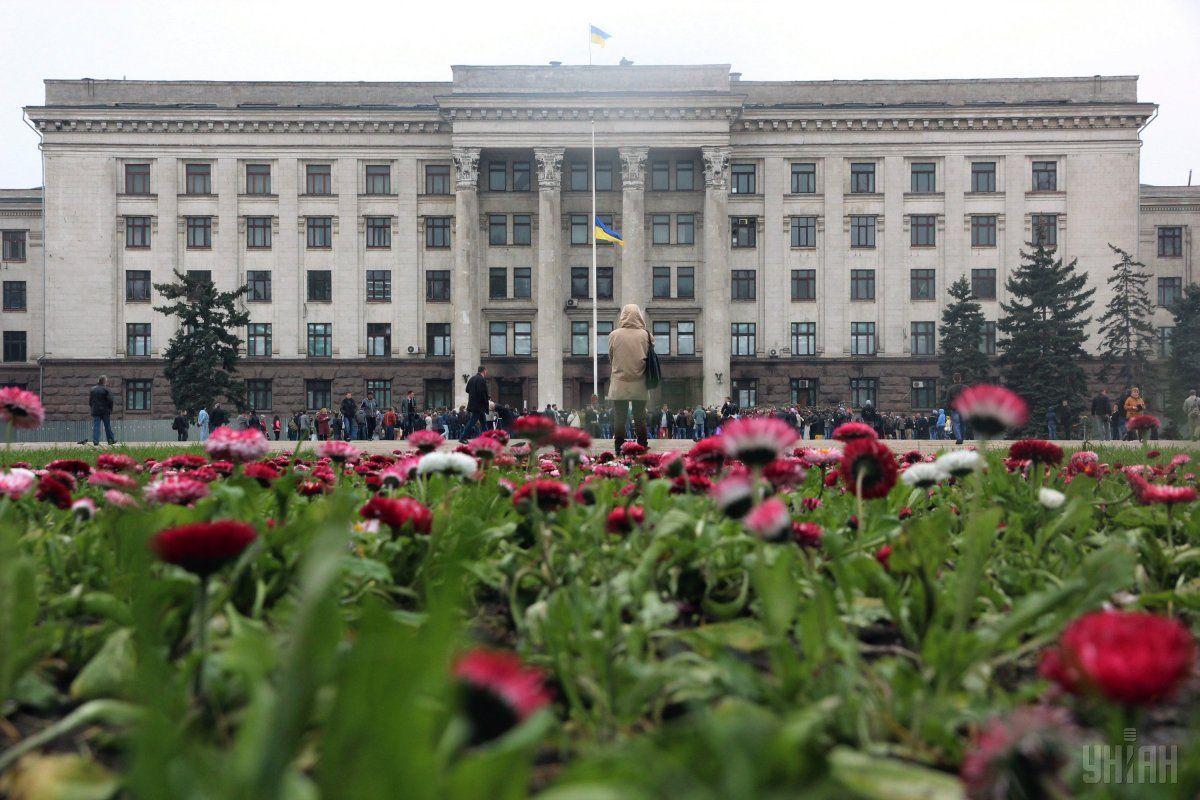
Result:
[209, 402, 229, 430]
[88, 375, 116, 445]
[1056, 399, 1075, 440]
[339, 392, 357, 441]
[1089, 389, 1111, 441]
[171, 411, 189, 442]
[463, 366, 490, 442]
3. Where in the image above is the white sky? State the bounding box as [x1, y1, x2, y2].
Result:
[1, 0, 1197, 187]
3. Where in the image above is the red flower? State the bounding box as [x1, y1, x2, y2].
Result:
[241, 461, 280, 486]
[744, 497, 791, 540]
[686, 436, 727, 470]
[605, 505, 645, 535]
[791, 521, 824, 548]
[480, 428, 510, 445]
[0, 386, 45, 430]
[467, 435, 505, 460]
[1008, 439, 1064, 465]
[45, 458, 91, 477]
[454, 648, 553, 744]
[961, 706, 1080, 800]
[874, 544, 892, 569]
[763, 457, 807, 490]
[898, 506, 914, 520]
[831, 422, 877, 442]
[513, 415, 557, 444]
[36, 473, 73, 509]
[1039, 610, 1196, 705]
[150, 521, 257, 577]
[619, 441, 647, 457]
[97, 453, 137, 472]
[720, 417, 798, 467]
[550, 426, 591, 452]
[1125, 414, 1159, 433]
[512, 479, 571, 512]
[162, 454, 208, 471]
[360, 495, 433, 534]
[953, 384, 1029, 437]
[297, 479, 329, 497]
[670, 474, 713, 494]
[839, 438, 898, 499]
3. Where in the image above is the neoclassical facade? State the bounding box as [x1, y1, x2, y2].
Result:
[5, 64, 1193, 419]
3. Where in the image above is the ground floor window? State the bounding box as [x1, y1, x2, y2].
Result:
[850, 377, 877, 408]
[305, 379, 332, 411]
[732, 378, 757, 408]
[911, 378, 937, 410]
[790, 377, 817, 406]
[125, 379, 152, 411]
[366, 379, 392, 408]
[246, 379, 273, 411]
[425, 379, 453, 410]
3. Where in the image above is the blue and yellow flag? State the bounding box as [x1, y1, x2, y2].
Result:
[589, 25, 611, 46]
[594, 216, 623, 246]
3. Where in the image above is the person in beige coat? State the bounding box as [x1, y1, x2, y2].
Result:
[608, 303, 651, 451]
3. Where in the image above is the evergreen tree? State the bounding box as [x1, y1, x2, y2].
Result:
[1095, 244, 1155, 386]
[939, 275, 990, 386]
[1167, 283, 1200, 423]
[997, 242, 1095, 430]
[154, 271, 249, 415]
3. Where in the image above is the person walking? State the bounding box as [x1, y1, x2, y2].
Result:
[1090, 389, 1111, 441]
[1123, 387, 1146, 440]
[197, 405, 210, 442]
[88, 375, 117, 446]
[464, 366, 490, 442]
[1056, 399, 1075, 440]
[1183, 389, 1200, 441]
[608, 304, 650, 453]
[315, 407, 331, 441]
[362, 391, 379, 439]
[209, 402, 228, 430]
[272, 414, 282, 441]
[171, 409, 189, 442]
[339, 392, 357, 441]
[401, 390, 419, 438]
[945, 373, 967, 444]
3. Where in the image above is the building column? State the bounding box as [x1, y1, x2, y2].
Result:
[619, 147, 648, 306]
[452, 147, 480, 407]
[702, 147, 730, 406]
[534, 147, 564, 408]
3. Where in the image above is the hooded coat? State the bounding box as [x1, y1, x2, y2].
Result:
[607, 304, 650, 402]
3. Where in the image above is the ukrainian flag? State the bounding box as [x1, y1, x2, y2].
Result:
[589, 25, 611, 46]
[594, 216, 624, 246]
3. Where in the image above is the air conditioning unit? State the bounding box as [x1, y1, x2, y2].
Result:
[407, 345, 419, 354]
[768, 348, 778, 357]
[913, 380, 926, 389]
[795, 379, 811, 389]
[565, 298, 578, 308]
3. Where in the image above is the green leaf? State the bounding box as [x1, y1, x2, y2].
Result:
[829, 748, 964, 800]
[70, 628, 135, 701]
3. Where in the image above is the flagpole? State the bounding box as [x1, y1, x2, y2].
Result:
[590, 116, 599, 400]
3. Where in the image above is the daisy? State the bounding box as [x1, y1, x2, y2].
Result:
[205, 426, 270, 463]
[453, 648, 552, 745]
[318, 439, 361, 463]
[416, 451, 478, 478]
[952, 384, 1029, 437]
[0, 386, 45, 430]
[710, 474, 755, 519]
[1037, 487, 1066, 509]
[901, 462, 946, 488]
[936, 450, 984, 477]
[720, 417, 798, 467]
[143, 476, 210, 506]
[743, 497, 791, 540]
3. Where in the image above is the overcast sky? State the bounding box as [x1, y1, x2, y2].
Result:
[2, 0, 1197, 187]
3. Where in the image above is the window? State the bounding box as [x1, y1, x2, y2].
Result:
[1158, 227, 1183, 257]
[426, 217, 451, 248]
[652, 214, 671, 244]
[186, 271, 211, 303]
[305, 164, 332, 195]
[1158, 277, 1183, 307]
[732, 269, 757, 300]
[366, 217, 391, 248]
[971, 215, 997, 247]
[307, 217, 332, 248]
[366, 270, 391, 302]
[1, 331, 26, 363]
[596, 321, 614, 356]
[651, 160, 669, 191]
[513, 268, 531, 299]
[971, 162, 996, 193]
[124, 378, 151, 411]
[910, 214, 936, 247]
[488, 214, 507, 246]
[971, 269, 997, 300]
[678, 321, 695, 355]
[514, 322, 532, 355]
[307, 323, 333, 357]
[247, 322, 272, 357]
[489, 268, 507, 299]
[513, 161, 531, 192]
[980, 321, 997, 355]
[125, 216, 151, 248]
[489, 321, 508, 355]
[185, 163, 211, 195]
[125, 271, 151, 303]
[597, 266, 614, 300]
[850, 322, 876, 355]
[791, 322, 816, 356]
[732, 217, 757, 248]
[1, 231, 26, 261]
[367, 323, 391, 357]
[910, 269, 936, 301]
[425, 379, 452, 409]
[790, 378, 818, 406]
[246, 216, 272, 249]
[488, 162, 507, 192]
[790, 216, 817, 248]
[911, 321, 936, 355]
[427, 323, 451, 356]
[245, 163, 271, 194]
[571, 267, 589, 299]
[186, 216, 212, 248]
[308, 270, 332, 302]
[676, 214, 695, 245]
[676, 160, 694, 191]
[910, 162, 936, 193]
[570, 214, 589, 245]
[3, 281, 26, 311]
[365, 164, 391, 195]
[791, 162, 816, 194]
[595, 162, 613, 191]
[677, 266, 695, 299]
[426, 270, 450, 302]
[911, 379, 937, 410]
[850, 162, 876, 194]
[1031, 214, 1057, 247]
[246, 379, 273, 410]
[126, 323, 151, 356]
[732, 379, 758, 408]
[1032, 161, 1058, 191]
[246, 270, 272, 302]
[731, 323, 756, 357]
[850, 269, 876, 301]
[850, 377, 877, 408]
[653, 266, 671, 299]
[850, 215, 876, 248]
[125, 163, 151, 195]
[306, 379, 332, 412]
[791, 269, 816, 301]
[731, 163, 756, 194]
[513, 215, 531, 245]
[651, 321, 671, 354]
[572, 321, 590, 356]
[366, 379, 392, 409]
[1157, 327, 1173, 358]
[425, 164, 450, 195]
[570, 162, 589, 192]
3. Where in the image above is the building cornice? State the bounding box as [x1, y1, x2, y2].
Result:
[734, 104, 1156, 133]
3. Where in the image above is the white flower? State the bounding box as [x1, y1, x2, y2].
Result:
[936, 450, 983, 477]
[901, 462, 947, 488]
[1038, 487, 1066, 509]
[416, 451, 477, 478]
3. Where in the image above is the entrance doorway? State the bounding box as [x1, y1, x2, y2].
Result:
[497, 378, 526, 412]
[660, 377, 701, 409]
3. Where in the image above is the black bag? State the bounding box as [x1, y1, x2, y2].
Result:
[644, 332, 662, 391]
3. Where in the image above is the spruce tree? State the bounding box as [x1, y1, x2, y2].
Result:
[1167, 283, 1200, 424]
[997, 242, 1095, 430]
[154, 271, 249, 415]
[1095, 244, 1155, 386]
[939, 275, 990, 386]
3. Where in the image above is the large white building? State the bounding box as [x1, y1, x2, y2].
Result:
[1, 64, 1194, 419]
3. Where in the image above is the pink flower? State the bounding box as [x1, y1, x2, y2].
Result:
[317, 438, 360, 463]
[720, 417, 798, 467]
[961, 706, 1080, 800]
[591, 462, 630, 479]
[763, 457, 807, 490]
[710, 474, 755, 519]
[453, 648, 553, 744]
[953, 384, 1029, 437]
[104, 489, 138, 508]
[143, 476, 210, 505]
[791, 521, 824, 548]
[71, 497, 98, 520]
[0, 386, 45, 429]
[88, 470, 138, 491]
[97, 453, 137, 472]
[379, 456, 420, 488]
[619, 441, 647, 456]
[831, 422, 877, 442]
[0, 468, 37, 499]
[605, 505, 645, 535]
[407, 429, 446, 454]
[205, 426, 270, 463]
[467, 436, 505, 460]
[743, 497, 791, 540]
